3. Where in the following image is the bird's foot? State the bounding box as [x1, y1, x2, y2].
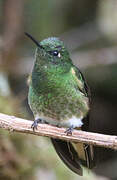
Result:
[31, 119, 43, 131]
[65, 126, 74, 135]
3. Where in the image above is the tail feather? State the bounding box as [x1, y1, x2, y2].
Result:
[51, 138, 95, 175]
[51, 138, 83, 176]
[51, 115, 95, 175]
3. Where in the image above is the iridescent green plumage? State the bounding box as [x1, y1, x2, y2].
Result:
[28, 37, 89, 127]
[26, 33, 94, 176]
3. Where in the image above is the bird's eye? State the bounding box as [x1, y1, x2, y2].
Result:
[53, 50, 59, 56]
[49, 50, 61, 57]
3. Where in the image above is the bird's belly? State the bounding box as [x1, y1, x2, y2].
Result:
[35, 114, 83, 128]
[29, 86, 89, 128]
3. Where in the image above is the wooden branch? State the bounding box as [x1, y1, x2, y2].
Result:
[0, 113, 117, 150]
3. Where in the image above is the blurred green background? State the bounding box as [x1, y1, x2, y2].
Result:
[0, 0, 117, 180]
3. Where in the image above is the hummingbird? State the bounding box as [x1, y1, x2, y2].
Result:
[25, 32, 94, 176]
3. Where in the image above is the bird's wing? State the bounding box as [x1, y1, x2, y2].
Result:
[70, 66, 94, 169]
[70, 66, 90, 98]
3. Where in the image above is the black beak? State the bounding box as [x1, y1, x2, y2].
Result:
[25, 32, 43, 49]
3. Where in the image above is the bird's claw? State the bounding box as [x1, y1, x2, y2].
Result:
[31, 119, 42, 131]
[65, 126, 74, 135]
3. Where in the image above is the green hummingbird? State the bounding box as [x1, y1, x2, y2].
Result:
[25, 32, 94, 176]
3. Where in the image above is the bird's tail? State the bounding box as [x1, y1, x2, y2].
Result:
[51, 138, 83, 176]
[51, 138, 94, 176]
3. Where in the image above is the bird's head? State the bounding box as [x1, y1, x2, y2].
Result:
[25, 33, 72, 72]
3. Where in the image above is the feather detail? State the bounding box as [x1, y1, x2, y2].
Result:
[51, 139, 94, 175]
[51, 138, 83, 176]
